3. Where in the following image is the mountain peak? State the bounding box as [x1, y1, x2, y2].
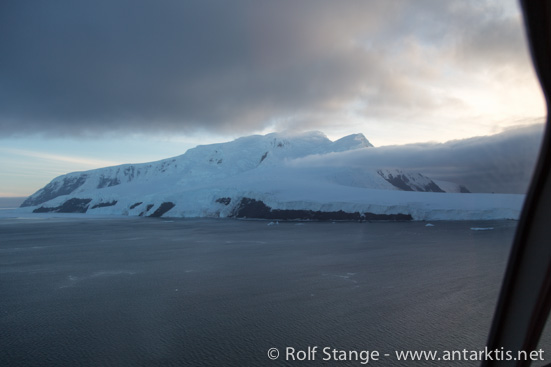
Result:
[331, 133, 374, 152]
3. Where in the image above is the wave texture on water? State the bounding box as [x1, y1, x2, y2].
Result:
[0, 218, 524, 366]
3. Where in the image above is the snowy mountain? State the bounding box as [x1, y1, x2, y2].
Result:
[19, 131, 523, 221]
[376, 169, 470, 193]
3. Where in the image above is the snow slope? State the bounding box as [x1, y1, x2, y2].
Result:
[18, 131, 524, 220]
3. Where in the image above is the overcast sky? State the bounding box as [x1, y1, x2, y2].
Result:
[0, 0, 546, 197]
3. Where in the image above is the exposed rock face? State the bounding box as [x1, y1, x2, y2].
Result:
[377, 169, 445, 193]
[216, 197, 232, 205]
[259, 152, 268, 164]
[149, 202, 175, 217]
[97, 176, 120, 189]
[459, 185, 471, 193]
[232, 198, 412, 221]
[22, 175, 88, 207]
[33, 198, 92, 213]
[138, 204, 155, 216]
[91, 201, 118, 209]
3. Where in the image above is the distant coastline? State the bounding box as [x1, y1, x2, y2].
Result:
[0, 197, 26, 209]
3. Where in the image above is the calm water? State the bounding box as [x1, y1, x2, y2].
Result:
[0, 218, 523, 366]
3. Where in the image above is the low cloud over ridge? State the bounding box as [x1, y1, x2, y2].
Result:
[290, 124, 545, 194]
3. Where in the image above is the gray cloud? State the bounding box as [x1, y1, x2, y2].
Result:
[291, 123, 545, 194]
[0, 0, 535, 137]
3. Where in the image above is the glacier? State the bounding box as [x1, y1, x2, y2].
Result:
[17, 131, 525, 221]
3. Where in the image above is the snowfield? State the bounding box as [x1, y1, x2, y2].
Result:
[17, 131, 525, 221]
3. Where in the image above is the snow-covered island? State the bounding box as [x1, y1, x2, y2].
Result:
[18, 131, 524, 221]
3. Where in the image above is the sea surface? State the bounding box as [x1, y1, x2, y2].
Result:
[0, 218, 545, 366]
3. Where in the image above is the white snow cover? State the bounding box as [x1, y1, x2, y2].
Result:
[17, 131, 525, 221]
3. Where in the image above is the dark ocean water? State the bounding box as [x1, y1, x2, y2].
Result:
[0, 218, 540, 366]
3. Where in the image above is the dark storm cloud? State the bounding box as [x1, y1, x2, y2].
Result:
[0, 0, 531, 136]
[291, 123, 545, 194]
